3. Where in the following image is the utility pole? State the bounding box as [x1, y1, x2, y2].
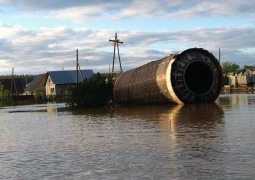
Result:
[218, 48, 221, 64]
[11, 68, 13, 95]
[11, 67, 17, 96]
[76, 49, 78, 84]
[109, 33, 123, 73]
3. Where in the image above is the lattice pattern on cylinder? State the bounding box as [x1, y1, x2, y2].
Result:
[113, 48, 223, 104]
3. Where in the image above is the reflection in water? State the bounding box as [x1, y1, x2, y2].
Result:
[71, 103, 224, 131]
[166, 104, 226, 178]
[219, 94, 255, 109]
[1, 97, 255, 179]
[69, 103, 226, 179]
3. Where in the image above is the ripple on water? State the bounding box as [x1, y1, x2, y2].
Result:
[0, 96, 255, 179]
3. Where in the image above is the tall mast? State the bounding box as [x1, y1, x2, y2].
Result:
[109, 33, 123, 73]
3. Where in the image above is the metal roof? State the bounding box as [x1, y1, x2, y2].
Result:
[47, 70, 94, 85]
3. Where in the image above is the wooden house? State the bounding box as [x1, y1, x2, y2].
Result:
[45, 70, 94, 96]
[24, 73, 48, 95]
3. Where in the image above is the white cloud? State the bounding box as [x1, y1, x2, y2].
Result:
[0, 21, 254, 74]
[1, 0, 255, 21]
[0, 0, 254, 77]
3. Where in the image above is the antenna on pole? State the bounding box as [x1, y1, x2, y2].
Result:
[109, 33, 123, 73]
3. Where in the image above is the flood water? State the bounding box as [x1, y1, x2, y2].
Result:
[0, 94, 255, 179]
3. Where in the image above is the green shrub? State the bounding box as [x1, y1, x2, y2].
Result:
[66, 73, 113, 108]
[0, 83, 12, 104]
[33, 88, 43, 103]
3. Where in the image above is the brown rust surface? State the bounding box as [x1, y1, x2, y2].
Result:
[113, 48, 223, 104]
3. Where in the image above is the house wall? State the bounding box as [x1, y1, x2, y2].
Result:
[236, 74, 248, 85]
[55, 85, 73, 95]
[45, 76, 74, 96]
[228, 75, 237, 86]
[225, 73, 255, 87]
[46, 76, 56, 96]
[24, 90, 33, 95]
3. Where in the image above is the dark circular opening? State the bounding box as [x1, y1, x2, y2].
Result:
[184, 61, 214, 94]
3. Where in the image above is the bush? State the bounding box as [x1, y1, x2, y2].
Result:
[0, 83, 12, 104]
[221, 61, 239, 74]
[66, 73, 113, 108]
[33, 88, 43, 103]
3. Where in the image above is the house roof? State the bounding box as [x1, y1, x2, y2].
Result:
[47, 70, 94, 84]
[24, 73, 47, 91]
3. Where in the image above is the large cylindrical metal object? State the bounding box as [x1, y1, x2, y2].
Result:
[113, 48, 223, 104]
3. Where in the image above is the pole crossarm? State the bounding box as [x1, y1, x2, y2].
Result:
[109, 33, 123, 44]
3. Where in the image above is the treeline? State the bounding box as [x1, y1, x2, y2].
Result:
[0, 74, 35, 80]
[221, 61, 255, 74]
[0, 74, 35, 89]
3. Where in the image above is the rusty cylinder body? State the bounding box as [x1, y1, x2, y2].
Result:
[113, 48, 223, 104]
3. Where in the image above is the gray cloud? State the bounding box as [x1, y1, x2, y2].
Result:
[0, 23, 254, 75]
[1, 0, 255, 20]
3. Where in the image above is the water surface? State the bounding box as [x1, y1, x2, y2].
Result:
[1, 94, 255, 179]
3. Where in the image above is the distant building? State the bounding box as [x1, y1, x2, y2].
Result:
[24, 70, 94, 96]
[224, 73, 255, 87]
[24, 73, 48, 95]
[245, 66, 255, 73]
[45, 70, 94, 96]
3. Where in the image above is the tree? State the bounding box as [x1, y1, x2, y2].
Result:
[221, 61, 239, 74]
[0, 83, 12, 104]
[66, 73, 113, 108]
[33, 88, 43, 103]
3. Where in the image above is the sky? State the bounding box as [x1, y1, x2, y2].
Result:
[0, 0, 255, 75]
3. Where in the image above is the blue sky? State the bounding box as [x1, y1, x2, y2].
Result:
[0, 0, 255, 75]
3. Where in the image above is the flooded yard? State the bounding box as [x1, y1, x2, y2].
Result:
[0, 94, 255, 179]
